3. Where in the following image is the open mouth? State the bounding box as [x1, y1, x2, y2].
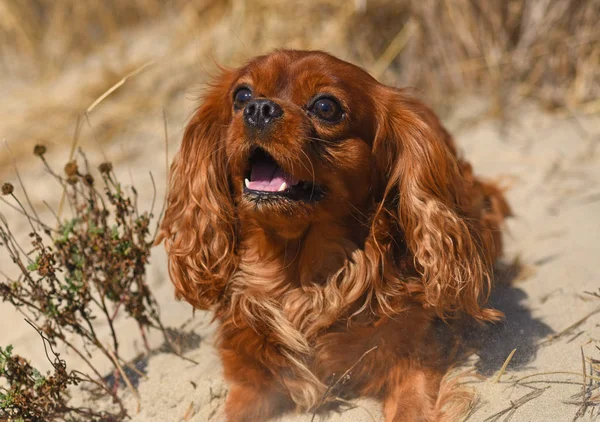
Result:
[243, 148, 323, 202]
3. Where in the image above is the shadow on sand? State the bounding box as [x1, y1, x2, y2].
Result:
[462, 261, 554, 375]
[104, 327, 203, 389]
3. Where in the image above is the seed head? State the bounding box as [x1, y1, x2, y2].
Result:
[98, 162, 113, 174]
[64, 161, 78, 177]
[2, 182, 14, 195]
[33, 144, 47, 156]
[83, 174, 94, 186]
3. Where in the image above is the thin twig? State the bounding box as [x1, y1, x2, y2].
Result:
[311, 346, 378, 421]
[56, 115, 82, 226]
[24, 319, 58, 368]
[540, 307, 600, 345]
[71, 369, 127, 418]
[574, 347, 591, 420]
[371, 18, 417, 79]
[514, 371, 600, 385]
[86, 61, 154, 114]
[106, 347, 141, 414]
[484, 387, 550, 421]
[0, 197, 55, 232]
[4, 141, 41, 228]
[149, 171, 157, 218]
[118, 355, 148, 381]
[152, 108, 170, 243]
[493, 348, 517, 383]
[159, 325, 200, 365]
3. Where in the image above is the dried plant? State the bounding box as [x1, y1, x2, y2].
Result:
[0, 144, 178, 418]
[0, 323, 124, 421]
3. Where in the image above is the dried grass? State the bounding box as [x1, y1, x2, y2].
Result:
[0, 0, 598, 170]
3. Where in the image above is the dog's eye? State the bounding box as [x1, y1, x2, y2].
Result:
[311, 98, 342, 122]
[233, 87, 253, 109]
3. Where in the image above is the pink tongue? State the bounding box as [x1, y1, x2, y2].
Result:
[248, 162, 298, 192]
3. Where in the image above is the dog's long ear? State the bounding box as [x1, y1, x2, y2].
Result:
[371, 86, 500, 321]
[157, 71, 238, 310]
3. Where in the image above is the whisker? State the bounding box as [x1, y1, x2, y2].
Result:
[299, 149, 316, 200]
[223, 144, 248, 177]
[209, 142, 230, 158]
[295, 151, 313, 178]
[305, 137, 337, 166]
[346, 201, 371, 224]
[281, 238, 302, 271]
[306, 136, 337, 146]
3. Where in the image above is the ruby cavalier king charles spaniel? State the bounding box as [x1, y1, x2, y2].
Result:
[158, 50, 510, 422]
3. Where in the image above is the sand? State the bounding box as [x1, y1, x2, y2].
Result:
[1, 83, 600, 422]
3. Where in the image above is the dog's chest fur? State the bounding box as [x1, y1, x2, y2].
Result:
[218, 235, 434, 411]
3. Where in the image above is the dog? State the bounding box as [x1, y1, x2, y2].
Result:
[158, 49, 510, 422]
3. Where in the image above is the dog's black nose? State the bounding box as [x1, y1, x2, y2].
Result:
[244, 99, 283, 130]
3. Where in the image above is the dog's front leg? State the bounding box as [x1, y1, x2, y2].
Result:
[219, 331, 295, 422]
[382, 366, 443, 422]
[224, 381, 293, 422]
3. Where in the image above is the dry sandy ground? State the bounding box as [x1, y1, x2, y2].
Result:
[1, 92, 600, 421]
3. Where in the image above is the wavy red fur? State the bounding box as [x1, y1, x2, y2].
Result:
[157, 50, 511, 422]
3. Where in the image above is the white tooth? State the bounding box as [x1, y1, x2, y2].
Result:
[278, 182, 287, 192]
[244, 178, 250, 188]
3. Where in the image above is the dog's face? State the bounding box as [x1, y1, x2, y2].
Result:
[223, 51, 380, 236]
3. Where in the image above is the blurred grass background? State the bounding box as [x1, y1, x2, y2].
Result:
[0, 0, 598, 171]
